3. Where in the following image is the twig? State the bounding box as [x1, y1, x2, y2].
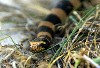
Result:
[83, 55, 100, 68]
[12, 61, 17, 68]
[0, 48, 15, 63]
[24, 56, 31, 67]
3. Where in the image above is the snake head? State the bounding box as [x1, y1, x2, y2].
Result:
[30, 36, 51, 52]
[29, 41, 46, 52]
